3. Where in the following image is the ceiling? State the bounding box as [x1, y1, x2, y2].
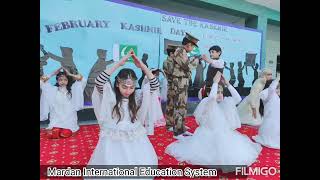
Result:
[245, 0, 280, 11]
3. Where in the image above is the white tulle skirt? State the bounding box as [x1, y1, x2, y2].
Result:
[253, 114, 280, 149]
[88, 134, 158, 165]
[166, 126, 262, 166]
[86, 131, 157, 180]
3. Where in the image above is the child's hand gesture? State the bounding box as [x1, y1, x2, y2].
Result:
[128, 49, 143, 69]
[73, 74, 83, 81]
[119, 49, 132, 66]
[54, 67, 62, 75]
[62, 67, 82, 81]
[40, 76, 49, 82]
[62, 67, 71, 76]
[131, 53, 143, 69]
[201, 54, 208, 62]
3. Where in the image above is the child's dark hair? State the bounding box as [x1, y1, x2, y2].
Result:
[259, 79, 273, 116]
[182, 37, 194, 46]
[167, 48, 175, 56]
[112, 68, 139, 124]
[202, 80, 229, 98]
[54, 71, 73, 99]
[209, 45, 222, 56]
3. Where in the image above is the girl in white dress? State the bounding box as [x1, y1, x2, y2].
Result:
[253, 74, 280, 149]
[87, 50, 159, 168]
[40, 67, 86, 139]
[237, 68, 273, 126]
[166, 72, 262, 167]
[197, 77, 242, 130]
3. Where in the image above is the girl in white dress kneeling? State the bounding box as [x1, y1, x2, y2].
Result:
[197, 76, 242, 130]
[253, 74, 280, 149]
[166, 72, 262, 167]
[87, 49, 159, 168]
[40, 67, 86, 139]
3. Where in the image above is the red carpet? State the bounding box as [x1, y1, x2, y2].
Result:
[40, 116, 280, 180]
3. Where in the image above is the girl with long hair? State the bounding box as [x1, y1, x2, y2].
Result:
[197, 74, 242, 130]
[87, 49, 159, 168]
[40, 67, 86, 139]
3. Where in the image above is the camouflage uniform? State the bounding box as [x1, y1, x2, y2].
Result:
[163, 56, 175, 130]
[172, 47, 198, 136]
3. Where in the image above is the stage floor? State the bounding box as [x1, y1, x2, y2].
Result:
[40, 116, 280, 180]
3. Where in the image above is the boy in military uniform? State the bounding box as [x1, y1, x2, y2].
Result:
[172, 33, 202, 139]
[163, 44, 179, 131]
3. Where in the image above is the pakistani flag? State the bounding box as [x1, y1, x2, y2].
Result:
[113, 44, 138, 62]
[187, 46, 201, 57]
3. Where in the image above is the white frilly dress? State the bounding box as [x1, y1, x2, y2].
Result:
[165, 83, 262, 166]
[253, 78, 280, 149]
[87, 72, 158, 168]
[40, 78, 86, 132]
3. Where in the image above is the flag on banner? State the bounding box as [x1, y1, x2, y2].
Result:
[113, 44, 138, 62]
